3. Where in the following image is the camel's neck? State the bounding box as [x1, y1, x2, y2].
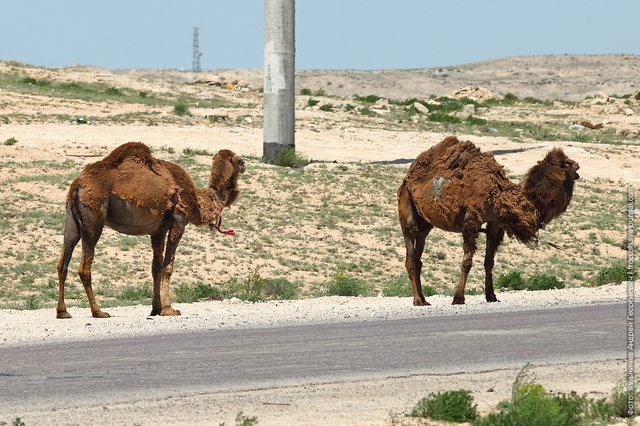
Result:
[522, 172, 575, 228]
[193, 188, 221, 226]
[210, 176, 239, 208]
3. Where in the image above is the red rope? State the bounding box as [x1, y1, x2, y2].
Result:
[213, 201, 235, 235]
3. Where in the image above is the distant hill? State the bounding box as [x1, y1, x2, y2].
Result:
[148, 54, 639, 101]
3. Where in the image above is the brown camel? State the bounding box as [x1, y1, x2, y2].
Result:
[398, 136, 579, 306]
[56, 142, 245, 318]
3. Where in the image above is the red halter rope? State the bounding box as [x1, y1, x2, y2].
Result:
[213, 201, 235, 235]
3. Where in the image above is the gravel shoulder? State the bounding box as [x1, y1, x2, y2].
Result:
[0, 284, 625, 347]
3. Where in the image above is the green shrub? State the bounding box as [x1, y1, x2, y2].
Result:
[428, 112, 462, 124]
[4, 137, 18, 146]
[173, 99, 191, 116]
[475, 363, 616, 426]
[496, 270, 526, 290]
[299, 88, 312, 95]
[411, 390, 478, 422]
[592, 260, 628, 286]
[326, 272, 371, 296]
[319, 103, 333, 112]
[354, 94, 380, 103]
[271, 146, 308, 168]
[526, 274, 564, 290]
[25, 295, 40, 310]
[359, 107, 376, 116]
[236, 271, 265, 301]
[611, 377, 639, 418]
[120, 285, 152, 301]
[307, 98, 319, 107]
[263, 278, 299, 300]
[105, 86, 122, 96]
[174, 282, 222, 303]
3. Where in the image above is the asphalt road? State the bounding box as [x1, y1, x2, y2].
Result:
[0, 303, 625, 411]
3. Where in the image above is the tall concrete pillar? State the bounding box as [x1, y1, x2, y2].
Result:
[263, 0, 295, 163]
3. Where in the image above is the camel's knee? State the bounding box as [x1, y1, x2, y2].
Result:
[461, 259, 473, 274]
[77, 265, 91, 284]
[405, 258, 422, 272]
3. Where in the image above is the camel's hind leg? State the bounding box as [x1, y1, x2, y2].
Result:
[452, 213, 481, 305]
[56, 210, 80, 319]
[150, 230, 167, 316]
[76, 202, 110, 318]
[398, 183, 433, 306]
[484, 224, 505, 303]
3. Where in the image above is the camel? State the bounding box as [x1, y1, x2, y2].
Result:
[398, 136, 579, 306]
[56, 142, 245, 318]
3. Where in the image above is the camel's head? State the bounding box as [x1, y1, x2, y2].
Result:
[522, 148, 579, 227]
[209, 149, 245, 207]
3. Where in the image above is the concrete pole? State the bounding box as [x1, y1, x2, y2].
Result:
[263, 0, 295, 163]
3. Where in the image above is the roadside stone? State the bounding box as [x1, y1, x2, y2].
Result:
[372, 98, 389, 110]
[624, 108, 634, 116]
[413, 102, 429, 114]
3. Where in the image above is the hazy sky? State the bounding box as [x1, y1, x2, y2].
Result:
[1, 0, 638, 70]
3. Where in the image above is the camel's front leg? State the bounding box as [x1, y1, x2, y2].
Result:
[155, 222, 185, 316]
[484, 224, 505, 303]
[452, 215, 480, 305]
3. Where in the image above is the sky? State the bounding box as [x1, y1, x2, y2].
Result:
[1, 0, 638, 70]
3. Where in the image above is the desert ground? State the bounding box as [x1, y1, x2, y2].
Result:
[0, 55, 638, 424]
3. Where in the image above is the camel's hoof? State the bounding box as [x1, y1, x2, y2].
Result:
[452, 298, 466, 305]
[149, 309, 161, 316]
[56, 308, 72, 319]
[487, 297, 500, 303]
[160, 307, 181, 316]
[413, 299, 431, 306]
[92, 310, 111, 318]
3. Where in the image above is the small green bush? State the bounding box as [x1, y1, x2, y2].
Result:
[271, 146, 308, 168]
[299, 88, 312, 96]
[173, 99, 191, 116]
[359, 107, 376, 116]
[263, 278, 299, 300]
[319, 103, 333, 112]
[611, 377, 639, 418]
[174, 282, 222, 303]
[410, 390, 478, 423]
[4, 137, 18, 146]
[105, 86, 122, 96]
[119, 285, 152, 301]
[307, 98, 319, 107]
[428, 112, 462, 124]
[354, 94, 381, 103]
[592, 260, 627, 286]
[25, 295, 40, 310]
[526, 274, 564, 290]
[237, 271, 265, 301]
[326, 272, 371, 296]
[496, 270, 526, 290]
[475, 363, 617, 426]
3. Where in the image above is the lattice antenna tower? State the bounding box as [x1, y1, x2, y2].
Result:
[192, 26, 202, 72]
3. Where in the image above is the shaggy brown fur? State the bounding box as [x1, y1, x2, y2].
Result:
[56, 142, 245, 319]
[398, 136, 579, 306]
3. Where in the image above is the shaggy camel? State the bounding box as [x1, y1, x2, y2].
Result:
[56, 142, 244, 318]
[398, 136, 579, 305]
